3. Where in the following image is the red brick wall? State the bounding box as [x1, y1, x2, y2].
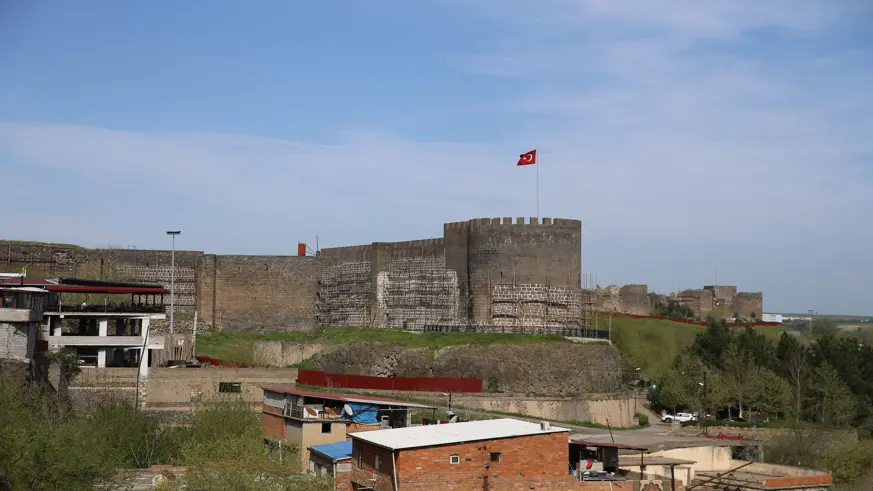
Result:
[395, 431, 569, 490]
[262, 409, 284, 440]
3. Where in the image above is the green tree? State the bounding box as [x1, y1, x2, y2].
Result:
[0, 381, 130, 490]
[809, 362, 856, 426]
[811, 319, 839, 339]
[776, 333, 810, 422]
[651, 299, 694, 319]
[721, 342, 754, 418]
[736, 326, 776, 370]
[747, 369, 791, 420]
[692, 318, 733, 368]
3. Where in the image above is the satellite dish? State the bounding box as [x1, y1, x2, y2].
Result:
[343, 404, 353, 416]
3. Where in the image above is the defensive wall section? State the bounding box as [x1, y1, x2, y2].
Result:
[1, 217, 585, 333]
[593, 283, 763, 320]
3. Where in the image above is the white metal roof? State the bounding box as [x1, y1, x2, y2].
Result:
[0, 286, 49, 293]
[350, 418, 569, 451]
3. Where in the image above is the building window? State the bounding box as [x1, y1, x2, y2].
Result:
[490, 452, 502, 463]
[321, 423, 332, 434]
[450, 454, 460, 464]
[375, 455, 381, 471]
[218, 382, 241, 393]
[356, 449, 362, 467]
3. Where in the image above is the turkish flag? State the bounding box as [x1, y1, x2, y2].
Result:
[517, 150, 536, 166]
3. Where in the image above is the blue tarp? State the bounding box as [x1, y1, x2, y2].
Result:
[309, 441, 353, 461]
[347, 402, 379, 424]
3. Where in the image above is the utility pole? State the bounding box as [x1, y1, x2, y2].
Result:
[700, 371, 708, 436]
[166, 231, 181, 337]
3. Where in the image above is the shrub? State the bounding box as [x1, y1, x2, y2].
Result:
[636, 412, 649, 426]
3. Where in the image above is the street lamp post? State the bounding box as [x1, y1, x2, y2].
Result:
[166, 231, 181, 337]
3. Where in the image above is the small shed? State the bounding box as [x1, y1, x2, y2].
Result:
[308, 440, 352, 488]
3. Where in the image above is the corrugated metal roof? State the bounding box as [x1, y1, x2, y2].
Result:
[0, 286, 50, 293]
[262, 386, 435, 409]
[569, 440, 648, 451]
[350, 418, 568, 450]
[309, 441, 353, 461]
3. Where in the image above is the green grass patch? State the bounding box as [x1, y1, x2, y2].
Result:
[197, 327, 569, 360]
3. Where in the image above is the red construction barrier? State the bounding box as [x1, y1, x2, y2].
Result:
[611, 312, 781, 327]
[196, 356, 238, 368]
[296, 369, 482, 393]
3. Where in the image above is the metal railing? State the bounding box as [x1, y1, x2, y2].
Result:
[46, 303, 165, 314]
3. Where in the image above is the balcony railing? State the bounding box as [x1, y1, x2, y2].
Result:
[46, 304, 165, 314]
[283, 405, 345, 420]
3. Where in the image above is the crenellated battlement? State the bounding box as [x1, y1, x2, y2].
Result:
[445, 217, 581, 229]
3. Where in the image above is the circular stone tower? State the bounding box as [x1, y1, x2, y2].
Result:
[463, 217, 582, 325]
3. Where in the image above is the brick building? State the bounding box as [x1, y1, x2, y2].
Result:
[348, 418, 582, 490]
[261, 386, 434, 469]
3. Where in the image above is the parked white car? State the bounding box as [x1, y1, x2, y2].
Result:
[661, 412, 697, 423]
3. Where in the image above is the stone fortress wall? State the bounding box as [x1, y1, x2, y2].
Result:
[592, 283, 763, 320]
[0, 217, 585, 333]
[1, 218, 761, 332]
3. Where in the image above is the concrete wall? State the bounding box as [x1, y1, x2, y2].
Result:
[144, 367, 299, 411]
[650, 446, 734, 472]
[347, 390, 635, 427]
[0, 322, 36, 360]
[447, 393, 635, 427]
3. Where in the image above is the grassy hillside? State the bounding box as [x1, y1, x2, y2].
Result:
[197, 319, 785, 379]
[197, 327, 570, 361]
[605, 315, 786, 380]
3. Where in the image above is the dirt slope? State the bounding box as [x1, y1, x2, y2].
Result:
[308, 342, 623, 395]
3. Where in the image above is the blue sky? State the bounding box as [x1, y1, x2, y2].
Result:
[1, 1, 872, 314]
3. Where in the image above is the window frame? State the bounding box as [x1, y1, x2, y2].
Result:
[218, 382, 241, 393]
[489, 452, 502, 463]
[321, 422, 332, 434]
[449, 454, 461, 464]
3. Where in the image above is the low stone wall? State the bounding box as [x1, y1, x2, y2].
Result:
[449, 392, 636, 426]
[252, 341, 325, 367]
[343, 389, 636, 427]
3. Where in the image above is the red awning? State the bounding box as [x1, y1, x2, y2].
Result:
[44, 285, 169, 294]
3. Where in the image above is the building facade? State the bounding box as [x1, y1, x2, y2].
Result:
[349, 418, 577, 490]
[261, 387, 434, 469]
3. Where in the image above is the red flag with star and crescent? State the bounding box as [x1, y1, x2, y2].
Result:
[517, 150, 536, 166]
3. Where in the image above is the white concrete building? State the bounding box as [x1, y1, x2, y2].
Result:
[0, 276, 171, 373]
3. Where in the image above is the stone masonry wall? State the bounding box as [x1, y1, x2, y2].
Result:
[2, 217, 587, 333]
[317, 261, 372, 327]
[618, 284, 649, 315]
[376, 256, 459, 329]
[490, 284, 581, 327]
[733, 292, 763, 319]
[204, 255, 321, 332]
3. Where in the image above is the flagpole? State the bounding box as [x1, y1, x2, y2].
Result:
[536, 156, 539, 218]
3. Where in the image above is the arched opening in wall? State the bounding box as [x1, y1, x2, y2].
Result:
[499, 271, 503, 280]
